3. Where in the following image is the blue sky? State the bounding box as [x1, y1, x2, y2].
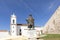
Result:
[0, 0, 60, 31]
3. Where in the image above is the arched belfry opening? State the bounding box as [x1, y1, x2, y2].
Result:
[13, 20, 15, 24]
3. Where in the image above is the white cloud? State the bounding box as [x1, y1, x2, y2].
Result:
[48, 0, 58, 10]
[49, 3, 54, 9]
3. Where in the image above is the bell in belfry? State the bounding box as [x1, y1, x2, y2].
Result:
[26, 14, 34, 29]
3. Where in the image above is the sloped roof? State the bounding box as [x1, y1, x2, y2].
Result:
[17, 24, 28, 26]
[0, 30, 8, 32]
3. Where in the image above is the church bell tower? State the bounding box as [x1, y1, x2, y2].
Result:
[10, 13, 17, 36]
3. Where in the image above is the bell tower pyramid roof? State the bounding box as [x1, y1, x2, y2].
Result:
[11, 12, 16, 17]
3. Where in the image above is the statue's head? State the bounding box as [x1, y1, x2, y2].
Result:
[29, 14, 32, 17]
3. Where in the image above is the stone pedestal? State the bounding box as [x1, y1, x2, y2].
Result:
[23, 29, 37, 38]
[27, 29, 37, 40]
[27, 29, 37, 38]
[22, 29, 41, 40]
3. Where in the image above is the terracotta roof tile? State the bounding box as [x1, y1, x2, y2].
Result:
[0, 30, 8, 32]
[17, 24, 28, 26]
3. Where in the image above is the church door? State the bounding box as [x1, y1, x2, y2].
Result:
[19, 29, 22, 35]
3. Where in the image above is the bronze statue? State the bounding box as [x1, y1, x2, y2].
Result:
[26, 14, 34, 29]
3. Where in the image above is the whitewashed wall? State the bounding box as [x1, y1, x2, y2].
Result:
[21, 26, 28, 36]
[10, 25, 17, 36]
[0, 32, 10, 38]
[17, 26, 44, 37]
[17, 26, 28, 36]
[35, 27, 44, 34]
[17, 26, 21, 35]
[21, 26, 37, 38]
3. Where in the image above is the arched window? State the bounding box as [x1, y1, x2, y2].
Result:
[13, 20, 15, 24]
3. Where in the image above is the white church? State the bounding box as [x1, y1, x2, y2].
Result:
[10, 13, 43, 37]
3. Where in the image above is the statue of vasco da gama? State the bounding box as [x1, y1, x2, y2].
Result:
[26, 14, 34, 29]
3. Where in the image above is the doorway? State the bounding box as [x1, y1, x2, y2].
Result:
[19, 29, 22, 35]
